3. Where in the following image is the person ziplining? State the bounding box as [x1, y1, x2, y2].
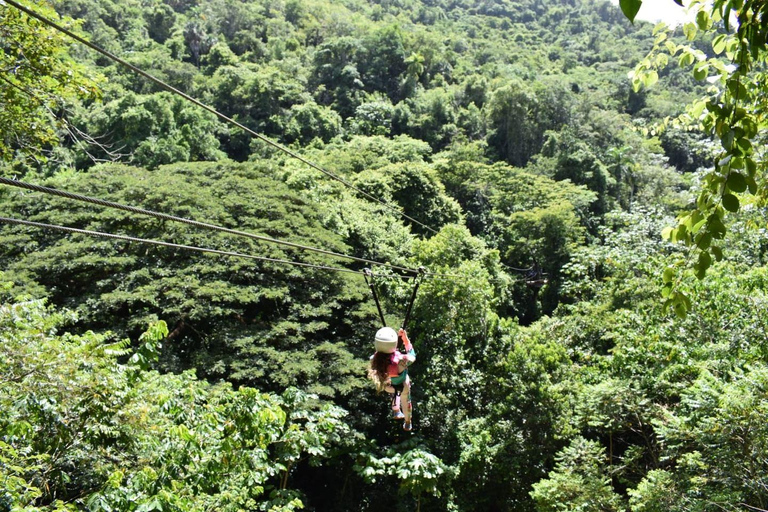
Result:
[369, 327, 416, 431]
[363, 268, 424, 432]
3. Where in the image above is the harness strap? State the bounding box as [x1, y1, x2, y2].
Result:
[363, 268, 386, 327]
[401, 266, 426, 332]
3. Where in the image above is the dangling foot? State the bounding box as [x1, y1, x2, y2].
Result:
[392, 410, 405, 420]
[403, 420, 413, 431]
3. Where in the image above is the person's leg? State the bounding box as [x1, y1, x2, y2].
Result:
[401, 377, 412, 430]
[391, 392, 404, 419]
[385, 385, 399, 411]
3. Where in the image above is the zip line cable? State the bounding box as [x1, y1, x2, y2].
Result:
[0, 216, 524, 284]
[4, 0, 544, 282]
[0, 177, 419, 274]
[0, 181, 538, 284]
[0, 176, 541, 283]
[0, 211, 536, 289]
[0, 178, 534, 283]
[2, 0, 437, 235]
[0, 217, 516, 279]
[360, 266, 536, 285]
[0, 216, 362, 275]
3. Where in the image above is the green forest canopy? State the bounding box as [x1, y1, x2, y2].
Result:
[1, 0, 767, 510]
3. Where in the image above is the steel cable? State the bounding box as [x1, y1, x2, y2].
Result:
[0, 177, 419, 274]
[0, 216, 362, 275]
[2, 0, 437, 235]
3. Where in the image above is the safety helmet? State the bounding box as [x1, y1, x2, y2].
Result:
[374, 327, 398, 354]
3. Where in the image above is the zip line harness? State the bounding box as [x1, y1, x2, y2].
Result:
[363, 266, 426, 332]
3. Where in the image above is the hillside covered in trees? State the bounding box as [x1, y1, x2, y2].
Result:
[1, 0, 767, 510]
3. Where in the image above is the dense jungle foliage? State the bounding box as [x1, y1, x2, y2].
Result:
[1, 0, 767, 510]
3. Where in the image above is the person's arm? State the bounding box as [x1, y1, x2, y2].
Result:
[399, 328, 416, 364]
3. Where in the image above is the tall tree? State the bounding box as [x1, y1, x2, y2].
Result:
[0, 0, 98, 165]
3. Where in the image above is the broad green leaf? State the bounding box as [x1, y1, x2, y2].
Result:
[720, 129, 735, 150]
[698, 191, 712, 209]
[736, 138, 752, 154]
[693, 63, 708, 80]
[742, 118, 759, 138]
[662, 267, 675, 283]
[746, 158, 757, 177]
[665, 41, 678, 54]
[726, 79, 747, 100]
[698, 250, 712, 270]
[712, 34, 727, 54]
[717, 154, 732, 168]
[683, 22, 698, 40]
[696, 232, 712, 249]
[674, 224, 688, 242]
[620, 0, 643, 22]
[722, 194, 739, 212]
[709, 217, 727, 239]
[679, 52, 695, 67]
[681, 293, 692, 312]
[746, 176, 758, 195]
[691, 100, 706, 118]
[696, 9, 710, 29]
[644, 70, 659, 88]
[726, 172, 747, 192]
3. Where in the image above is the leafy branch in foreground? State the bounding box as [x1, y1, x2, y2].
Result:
[0, 0, 100, 164]
[624, 0, 768, 317]
[0, 294, 351, 511]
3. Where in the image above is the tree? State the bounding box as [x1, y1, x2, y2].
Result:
[284, 101, 342, 145]
[355, 443, 448, 512]
[78, 91, 225, 168]
[396, 87, 459, 150]
[554, 141, 611, 217]
[0, 161, 373, 399]
[531, 437, 625, 512]
[486, 79, 573, 168]
[310, 37, 366, 119]
[354, 162, 463, 235]
[0, 0, 98, 164]
[144, 3, 175, 44]
[645, 367, 768, 510]
[360, 24, 407, 101]
[209, 64, 307, 156]
[183, 21, 216, 67]
[485, 81, 540, 167]
[0, 293, 351, 510]
[348, 96, 395, 136]
[625, 0, 768, 316]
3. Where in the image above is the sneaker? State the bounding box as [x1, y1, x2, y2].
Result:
[403, 420, 413, 431]
[392, 411, 405, 420]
